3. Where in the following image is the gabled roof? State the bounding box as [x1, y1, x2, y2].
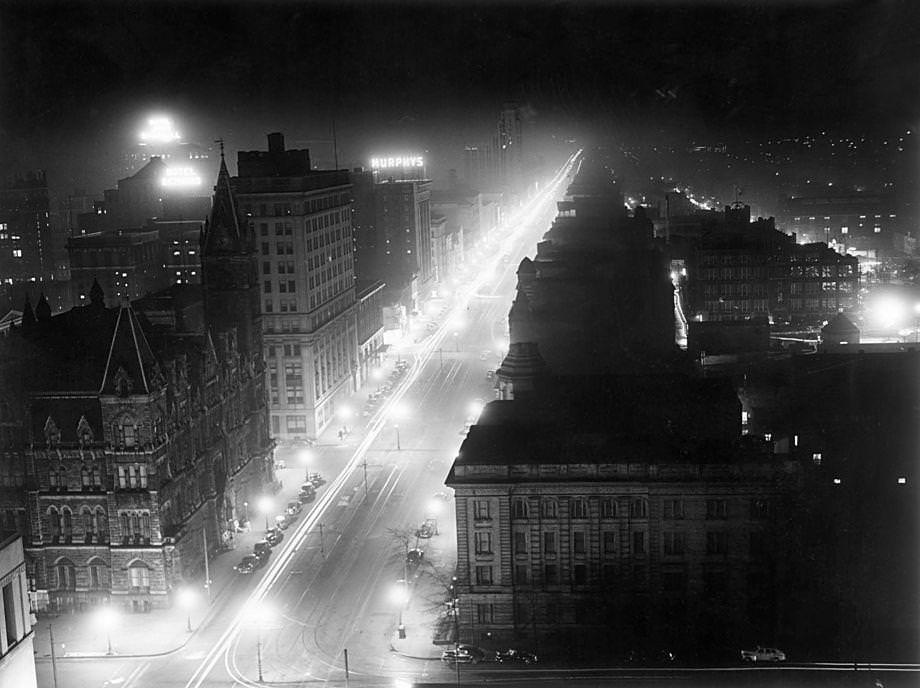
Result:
[201, 157, 244, 254]
[99, 304, 161, 395]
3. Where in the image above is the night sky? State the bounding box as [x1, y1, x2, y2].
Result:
[1, 0, 918, 191]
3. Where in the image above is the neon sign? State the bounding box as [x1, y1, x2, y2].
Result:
[370, 155, 424, 170]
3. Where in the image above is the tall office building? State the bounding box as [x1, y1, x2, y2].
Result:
[234, 133, 359, 440]
[0, 172, 53, 284]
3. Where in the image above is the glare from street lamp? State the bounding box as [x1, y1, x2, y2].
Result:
[177, 587, 197, 610]
[95, 605, 119, 631]
[391, 402, 410, 421]
[257, 496, 273, 515]
[468, 400, 484, 418]
[299, 449, 313, 466]
[372, 367, 384, 380]
[338, 405, 353, 421]
[391, 580, 410, 606]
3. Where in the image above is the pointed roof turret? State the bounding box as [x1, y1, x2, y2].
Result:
[508, 288, 535, 345]
[201, 152, 244, 255]
[35, 293, 51, 322]
[89, 278, 105, 308]
[21, 295, 35, 329]
[99, 304, 161, 395]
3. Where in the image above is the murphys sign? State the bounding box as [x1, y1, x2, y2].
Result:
[370, 155, 424, 170]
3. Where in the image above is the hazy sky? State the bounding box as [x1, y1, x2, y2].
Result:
[2, 1, 918, 192]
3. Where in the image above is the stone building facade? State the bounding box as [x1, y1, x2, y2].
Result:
[0, 158, 273, 612]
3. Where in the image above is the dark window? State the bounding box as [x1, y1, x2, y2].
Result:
[706, 531, 728, 555]
[543, 531, 557, 555]
[573, 564, 588, 585]
[544, 564, 559, 584]
[573, 530, 586, 555]
[475, 565, 492, 585]
[663, 499, 684, 519]
[663, 531, 686, 556]
[603, 531, 616, 556]
[474, 531, 493, 555]
[632, 531, 646, 555]
[514, 564, 529, 584]
[706, 499, 728, 519]
[513, 531, 527, 554]
[601, 499, 616, 518]
[476, 603, 494, 624]
[512, 498, 528, 519]
[570, 497, 588, 518]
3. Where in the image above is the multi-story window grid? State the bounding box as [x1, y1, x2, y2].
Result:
[663, 531, 686, 556]
[285, 362, 304, 405]
[474, 531, 493, 555]
[706, 530, 728, 555]
[541, 498, 558, 518]
[601, 498, 616, 518]
[512, 497, 528, 518]
[119, 511, 152, 544]
[706, 499, 728, 519]
[663, 498, 685, 519]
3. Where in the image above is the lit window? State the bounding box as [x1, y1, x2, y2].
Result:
[832, 478, 841, 485]
[812, 452, 822, 465]
[897, 477, 907, 485]
[874, 227, 881, 233]
[12, 249, 21, 258]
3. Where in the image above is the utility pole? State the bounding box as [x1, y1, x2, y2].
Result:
[439, 348, 443, 371]
[202, 527, 212, 604]
[257, 625, 264, 682]
[49, 624, 59, 688]
[362, 460, 368, 497]
[201, 523, 211, 605]
[318, 523, 325, 558]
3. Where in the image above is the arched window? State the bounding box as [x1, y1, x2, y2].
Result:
[81, 466, 92, 488]
[130, 513, 140, 536]
[95, 507, 108, 536]
[141, 513, 151, 540]
[512, 498, 529, 519]
[629, 498, 648, 519]
[128, 560, 150, 590]
[61, 508, 73, 538]
[120, 512, 129, 538]
[44, 416, 61, 447]
[49, 465, 67, 489]
[570, 497, 589, 519]
[87, 557, 109, 589]
[541, 498, 558, 519]
[115, 415, 137, 448]
[76, 415, 94, 446]
[48, 507, 61, 538]
[82, 507, 94, 535]
[54, 558, 76, 590]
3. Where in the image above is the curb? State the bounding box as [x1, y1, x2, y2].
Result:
[389, 644, 443, 661]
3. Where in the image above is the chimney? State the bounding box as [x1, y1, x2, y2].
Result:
[267, 132, 285, 153]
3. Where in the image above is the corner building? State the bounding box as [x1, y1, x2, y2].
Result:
[0, 160, 273, 612]
[234, 133, 359, 440]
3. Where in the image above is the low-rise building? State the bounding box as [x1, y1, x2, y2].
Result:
[0, 535, 36, 688]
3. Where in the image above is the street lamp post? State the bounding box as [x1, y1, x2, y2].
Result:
[95, 606, 118, 656]
[300, 449, 313, 483]
[257, 496, 273, 531]
[178, 587, 196, 633]
[256, 625, 264, 682]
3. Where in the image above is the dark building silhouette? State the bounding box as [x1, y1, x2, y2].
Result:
[0, 172, 55, 283]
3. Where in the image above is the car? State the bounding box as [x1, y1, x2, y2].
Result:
[441, 645, 486, 664]
[406, 548, 424, 572]
[432, 491, 451, 502]
[264, 528, 283, 546]
[274, 457, 287, 470]
[495, 648, 538, 664]
[479, 350, 491, 361]
[274, 512, 294, 530]
[253, 540, 272, 560]
[234, 554, 264, 574]
[415, 520, 436, 538]
[308, 472, 325, 487]
[486, 369, 495, 380]
[285, 500, 302, 516]
[741, 646, 786, 663]
[298, 484, 316, 502]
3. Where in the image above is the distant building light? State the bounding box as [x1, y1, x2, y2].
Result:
[764, 433, 772, 441]
[898, 477, 907, 485]
[832, 478, 841, 485]
[793, 434, 799, 447]
[812, 452, 823, 466]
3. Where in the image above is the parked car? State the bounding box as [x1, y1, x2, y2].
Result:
[264, 528, 283, 546]
[415, 520, 436, 539]
[406, 548, 424, 572]
[308, 472, 326, 487]
[234, 554, 264, 574]
[253, 540, 272, 561]
[441, 645, 486, 664]
[298, 484, 316, 502]
[275, 512, 294, 530]
[286, 500, 303, 516]
[741, 646, 786, 663]
[432, 491, 451, 502]
[495, 648, 538, 664]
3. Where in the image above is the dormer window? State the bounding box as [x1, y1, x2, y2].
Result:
[76, 415, 94, 446]
[115, 415, 137, 448]
[44, 416, 61, 447]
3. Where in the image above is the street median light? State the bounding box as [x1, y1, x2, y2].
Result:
[177, 587, 197, 632]
[245, 602, 277, 683]
[391, 580, 410, 639]
[95, 605, 119, 655]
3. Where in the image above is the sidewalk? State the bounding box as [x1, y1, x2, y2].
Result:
[34, 353, 408, 660]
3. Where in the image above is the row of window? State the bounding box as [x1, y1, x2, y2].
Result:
[478, 497, 768, 521]
[50, 557, 150, 591]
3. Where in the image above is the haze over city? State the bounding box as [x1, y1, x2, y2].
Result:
[0, 2, 918, 688]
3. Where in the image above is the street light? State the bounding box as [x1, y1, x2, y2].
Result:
[338, 405, 353, 438]
[177, 587, 197, 633]
[391, 403, 409, 451]
[257, 496, 273, 531]
[299, 449, 313, 482]
[247, 603, 276, 683]
[392, 580, 410, 639]
[95, 605, 119, 655]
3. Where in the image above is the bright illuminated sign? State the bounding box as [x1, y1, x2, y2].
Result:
[139, 115, 181, 144]
[370, 155, 424, 170]
[160, 166, 202, 189]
